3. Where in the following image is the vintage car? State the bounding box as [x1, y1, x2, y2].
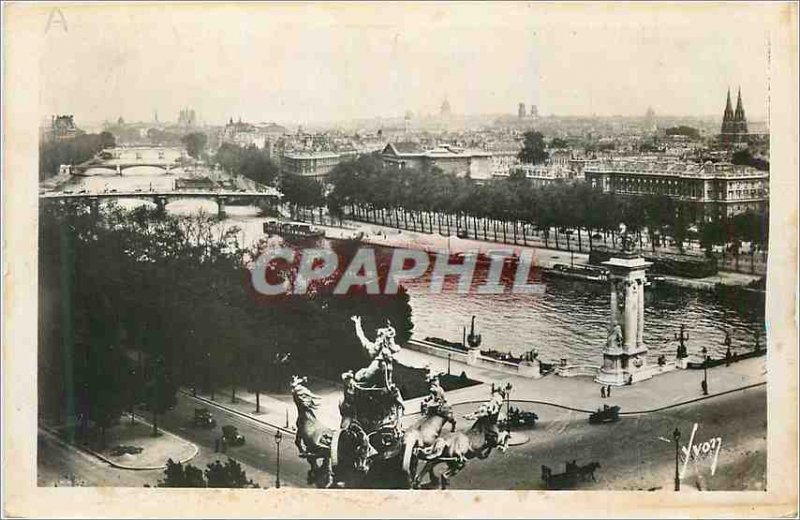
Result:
[500, 406, 539, 428]
[193, 407, 216, 428]
[221, 425, 246, 446]
[589, 405, 620, 424]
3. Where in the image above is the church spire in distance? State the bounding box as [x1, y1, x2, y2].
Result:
[735, 86, 746, 121]
[724, 87, 734, 121]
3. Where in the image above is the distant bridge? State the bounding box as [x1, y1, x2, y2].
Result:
[69, 160, 181, 175]
[40, 189, 282, 217]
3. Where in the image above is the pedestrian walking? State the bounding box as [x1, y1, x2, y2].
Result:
[607, 385, 612, 397]
[601, 386, 606, 399]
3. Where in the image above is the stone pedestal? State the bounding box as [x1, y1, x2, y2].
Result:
[595, 252, 653, 386]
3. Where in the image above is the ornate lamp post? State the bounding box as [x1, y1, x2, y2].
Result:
[675, 324, 689, 360]
[505, 382, 513, 435]
[673, 427, 681, 491]
[701, 346, 709, 395]
[274, 430, 283, 489]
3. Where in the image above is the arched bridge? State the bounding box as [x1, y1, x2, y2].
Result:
[69, 161, 180, 175]
[40, 189, 282, 218]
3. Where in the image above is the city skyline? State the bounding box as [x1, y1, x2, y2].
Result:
[38, 3, 774, 127]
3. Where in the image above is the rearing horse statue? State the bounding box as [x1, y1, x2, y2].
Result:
[403, 372, 457, 486]
[290, 375, 335, 488]
[415, 385, 511, 489]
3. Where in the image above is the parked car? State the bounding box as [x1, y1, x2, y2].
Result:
[193, 407, 216, 428]
[589, 405, 620, 424]
[500, 406, 539, 428]
[221, 425, 245, 446]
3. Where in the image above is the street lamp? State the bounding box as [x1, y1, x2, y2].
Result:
[701, 346, 709, 395]
[672, 427, 681, 491]
[274, 430, 283, 489]
[674, 324, 689, 360]
[504, 383, 513, 435]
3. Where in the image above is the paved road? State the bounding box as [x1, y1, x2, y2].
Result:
[157, 392, 309, 488]
[435, 384, 766, 491]
[39, 384, 765, 490]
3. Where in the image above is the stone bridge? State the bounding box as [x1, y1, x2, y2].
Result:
[68, 161, 180, 175]
[40, 189, 282, 218]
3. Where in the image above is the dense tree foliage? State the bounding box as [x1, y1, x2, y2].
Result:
[39, 132, 116, 180]
[38, 202, 413, 439]
[664, 126, 700, 139]
[518, 130, 549, 164]
[182, 132, 208, 159]
[732, 149, 770, 171]
[215, 142, 279, 185]
[280, 173, 325, 218]
[159, 459, 207, 487]
[205, 459, 259, 488]
[158, 458, 257, 488]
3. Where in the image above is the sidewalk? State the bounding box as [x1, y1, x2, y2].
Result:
[44, 415, 198, 470]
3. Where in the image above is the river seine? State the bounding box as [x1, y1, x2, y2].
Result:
[64, 168, 766, 368]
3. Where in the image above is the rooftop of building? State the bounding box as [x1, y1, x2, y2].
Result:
[584, 159, 768, 178]
[282, 150, 341, 159]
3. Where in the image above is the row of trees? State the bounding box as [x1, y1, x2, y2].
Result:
[318, 154, 768, 256]
[39, 202, 413, 445]
[39, 131, 116, 180]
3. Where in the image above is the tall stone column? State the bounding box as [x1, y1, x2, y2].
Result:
[609, 281, 618, 327]
[636, 279, 645, 348]
[623, 281, 636, 350]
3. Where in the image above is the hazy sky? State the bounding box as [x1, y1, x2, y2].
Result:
[38, 3, 774, 126]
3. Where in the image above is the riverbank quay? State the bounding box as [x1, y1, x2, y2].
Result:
[307, 219, 763, 292]
[394, 347, 766, 415]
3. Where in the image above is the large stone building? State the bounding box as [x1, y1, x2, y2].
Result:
[281, 151, 342, 180]
[584, 159, 769, 221]
[381, 143, 492, 181]
[510, 163, 570, 187]
[719, 88, 750, 146]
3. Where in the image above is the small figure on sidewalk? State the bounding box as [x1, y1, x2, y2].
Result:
[607, 385, 612, 396]
[600, 386, 606, 399]
[701, 379, 708, 395]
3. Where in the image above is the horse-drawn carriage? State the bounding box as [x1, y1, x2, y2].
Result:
[290, 315, 512, 489]
[541, 460, 601, 489]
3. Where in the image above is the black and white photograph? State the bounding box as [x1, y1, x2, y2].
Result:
[3, 2, 798, 518]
